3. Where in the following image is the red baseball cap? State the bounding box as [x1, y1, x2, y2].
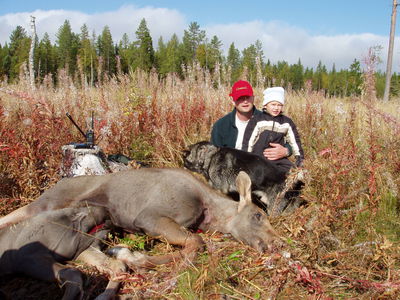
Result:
[229, 80, 254, 101]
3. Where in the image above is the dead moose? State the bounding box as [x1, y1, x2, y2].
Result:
[0, 168, 278, 271]
[0, 206, 126, 300]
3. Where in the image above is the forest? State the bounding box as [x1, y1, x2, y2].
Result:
[0, 18, 399, 99]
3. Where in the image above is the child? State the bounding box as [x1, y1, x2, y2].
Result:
[241, 87, 304, 174]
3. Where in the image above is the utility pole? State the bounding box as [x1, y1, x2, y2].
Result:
[29, 15, 36, 89]
[383, 0, 398, 101]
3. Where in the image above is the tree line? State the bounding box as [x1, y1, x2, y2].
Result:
[0, 18, 399, 98]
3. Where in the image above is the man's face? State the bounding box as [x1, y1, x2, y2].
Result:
[233, 95, 254, 113]
[264, 101, 283, 117]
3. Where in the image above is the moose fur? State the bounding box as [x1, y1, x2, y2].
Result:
[0, 168, 278, 269]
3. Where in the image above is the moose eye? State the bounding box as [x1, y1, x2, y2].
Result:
[254, 212, 262, 221]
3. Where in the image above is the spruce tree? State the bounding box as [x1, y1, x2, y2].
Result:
[207, 35, 223, 71]
[56, 20, 80, 77]
[36, 33, 56, 80]
[8, 26, 30, 80]
[347, 59, 362, 96]
[242, 44, 258, 84]
[314, 61, 328, 92]
[182, 22, 205, 65]
[275, 61, 290, 87]
[118, 33, 131, 74]
[97, 25, 116, 76]
[78, 24, 97, 83]
[327, 64, 339, 97]
[227, 42, 241, 83]
[290, 59, 304, 90]
[264, 59, 273, 86]
[155, 36, 167, 74]
[134, 18, 155, 72]
[165, 34, 182, 75]
[0, 43, 10, 79]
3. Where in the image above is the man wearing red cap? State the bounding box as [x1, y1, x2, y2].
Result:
[211, 80, 290, 161]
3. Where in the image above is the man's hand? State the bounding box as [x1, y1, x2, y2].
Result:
[263, 143, 288, 160]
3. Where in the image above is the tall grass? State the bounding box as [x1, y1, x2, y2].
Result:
[0, 63, 399, 298]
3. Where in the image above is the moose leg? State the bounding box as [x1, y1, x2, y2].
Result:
[0, 196, 60, 229]
[149, 216, 206, 263]
[56, 265, 85, 300]
[0, 205, 37, 229]
[109, 216, 205, 268]
[75, 246, 127, 300]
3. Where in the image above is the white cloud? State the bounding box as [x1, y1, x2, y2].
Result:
[0, 7, 396, 72]
[206, 21, 394, 72]
[0, 5, 186, 44]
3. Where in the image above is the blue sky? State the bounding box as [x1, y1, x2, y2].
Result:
[0, 0, 397, 71]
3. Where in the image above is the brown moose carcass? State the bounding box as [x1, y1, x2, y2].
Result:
[0, 168, 278, 268]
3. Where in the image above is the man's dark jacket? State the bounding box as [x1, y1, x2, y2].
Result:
[211, 108, 263, 148]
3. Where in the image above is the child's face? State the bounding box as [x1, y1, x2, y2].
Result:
[264, 101, 283, 116]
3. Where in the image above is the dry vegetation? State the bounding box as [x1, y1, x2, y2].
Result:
[0, 66, 400, 299]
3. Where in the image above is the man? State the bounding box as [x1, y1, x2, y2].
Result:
[211, 80, 290, 161]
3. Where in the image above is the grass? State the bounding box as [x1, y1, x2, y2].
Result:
[0, 65, 400, 299]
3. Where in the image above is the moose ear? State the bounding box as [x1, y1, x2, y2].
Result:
[236, 171, 252, 213]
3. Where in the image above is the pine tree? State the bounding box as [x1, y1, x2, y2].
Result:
[189, 35, 222, 74]
[117, 36, 138, 74]
[303, 67, 314, 90]
[196, 43, 207, 69]
[155, 36, 167, 74]
[254, 40, 265, 86]
[134, 18, 155, 72]
[242, 43, 258, 84]
[335, 69, 348, 97]
[314, 61, 328, 92]
[264, 59, 274, 86]
[36, 33, 56, 80]
[8, 26, 30, 80]
[290, 59, 304, 90]
[182, 22, 205, 65]
[327, 64, 339, 97]
[347, 59, 362, 96]
[196, 35, 222, 71]
[156, 35, 182, 76]
[254, 40, 264, 62]
[227, 42, 241, 83]
[207, 35, 223, 71]
[56, 20, 79, 76]
[120, 33, 130, 49]
[118, 33, 131, 74]
[0, 43, 9, 79]
[165, 34, 182, 75]
[97, 25, 116, 76]
[274, 61, 290, 87]
[78, 24, 97, 84]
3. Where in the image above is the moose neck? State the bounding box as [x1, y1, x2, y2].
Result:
[198, 190, 238, 233]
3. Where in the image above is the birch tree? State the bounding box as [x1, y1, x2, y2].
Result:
[29, 15, 36, 88]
